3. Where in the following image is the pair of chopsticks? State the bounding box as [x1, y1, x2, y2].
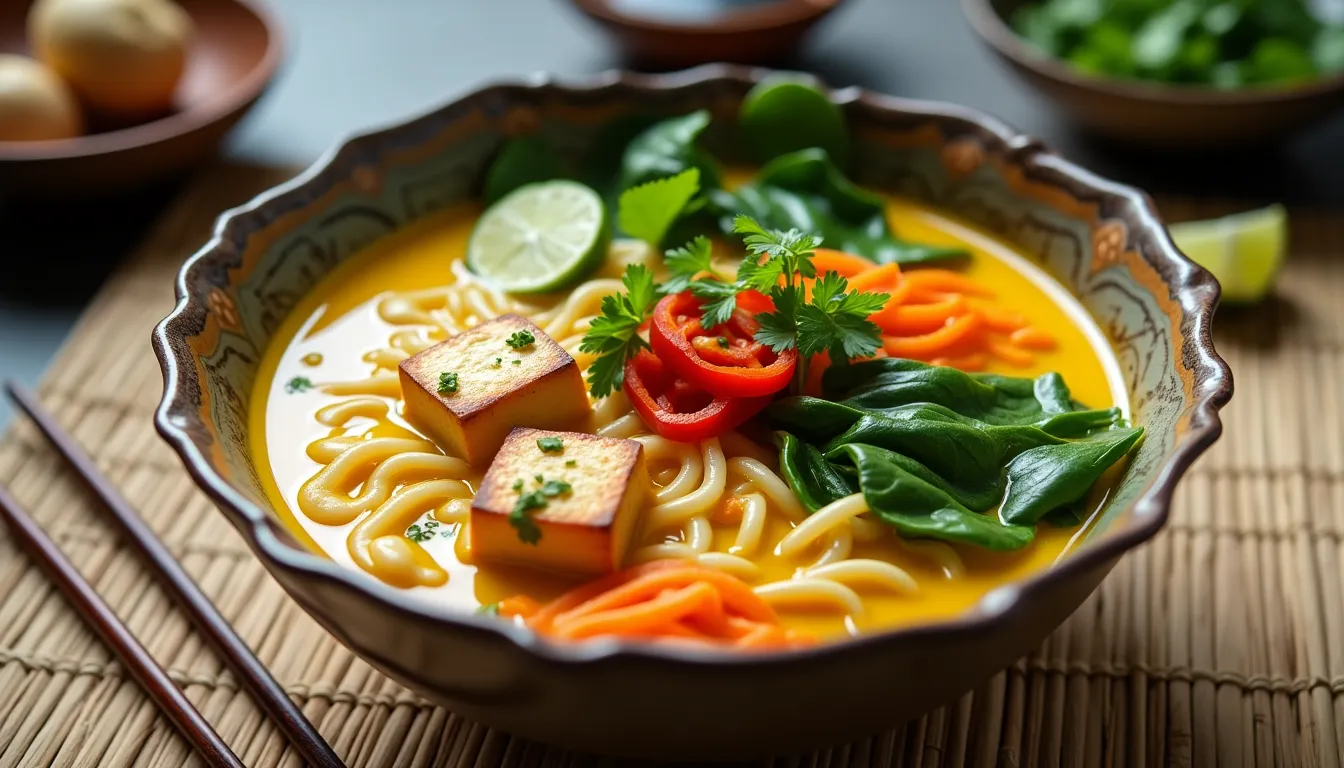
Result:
[0, 383, 346, 768]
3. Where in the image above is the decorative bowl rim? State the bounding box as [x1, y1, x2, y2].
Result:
[568, 0, 845, 36]
[962, 0, 1344, 105]
[0, 0, 285, 163]
[151, 63, 1232, 668]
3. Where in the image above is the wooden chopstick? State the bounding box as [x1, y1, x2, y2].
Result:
[6, 383, 346, 768]
[0, 482, 246, 768]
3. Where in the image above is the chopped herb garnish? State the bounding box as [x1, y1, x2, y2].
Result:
[512, 359, 521, 366]
[534, 474, 544, 484]
[663, 236, 739, 327]
[508, 475, 574, 545]
[284, 376, 313, 394]
[565, 459, 578, 468]
[405, 520, 441, 543]
[577, 264, 659, 398]
[477, 603, 501, 615]
[506, 330, 536, 349]
[493, 357, 502, 368]
[537, 436, 564, 453]
[717, 336, 729, 348]
[437, 371, 459, 394]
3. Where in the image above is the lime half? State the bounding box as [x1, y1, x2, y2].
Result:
[739, 75, 850, 167]
[468, 180, 609, 294]
[1169, 204, 1287, 304]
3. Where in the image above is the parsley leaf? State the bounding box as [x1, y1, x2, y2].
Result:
[662, 235, 718, 294]
[508, 475, 575, 544]
[796, 271, 888, 362]
[506, 330, 535, 349]
[537, 436, 564, 453]
[733, 215, 820, 281]
[437, 371, 459, 394]
[284, 377, 313, 394]
[578, 264, 659, 397]
[688, 279, 740, 328]
[617, 168, 701, 247]
[754, 286, 803, 353]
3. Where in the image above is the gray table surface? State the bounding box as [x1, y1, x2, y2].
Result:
[3, 0, 1343, 427]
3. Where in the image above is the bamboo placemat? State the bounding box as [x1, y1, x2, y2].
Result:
[0, 162, 1340, 768]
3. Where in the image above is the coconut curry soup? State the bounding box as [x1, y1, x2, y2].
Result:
[250, 89, 1137, 650]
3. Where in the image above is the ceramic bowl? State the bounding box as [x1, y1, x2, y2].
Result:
[0, 0, 282, 200]
[964, 0, 1344, 149]
[152, 65, 1231, 760]
[567, 0, 847, 69]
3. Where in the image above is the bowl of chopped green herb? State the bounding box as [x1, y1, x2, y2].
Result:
[964, 0, 1344, 148]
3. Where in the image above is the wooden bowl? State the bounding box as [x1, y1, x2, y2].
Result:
[568, 0, 847, 69]
[964, 0, 1344, 149]
[0, 0, 282, 199]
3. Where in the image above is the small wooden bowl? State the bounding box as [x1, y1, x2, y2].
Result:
[964, 0, 1344, 149]
[569, 0, 846, 69]
[0, 0, 282, 199]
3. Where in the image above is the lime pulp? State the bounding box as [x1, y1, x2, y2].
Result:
[467, 180, 609, 294]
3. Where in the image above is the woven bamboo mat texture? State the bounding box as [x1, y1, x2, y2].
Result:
[0, 162, 1340, 768]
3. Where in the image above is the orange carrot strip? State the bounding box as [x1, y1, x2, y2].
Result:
[874, 296, 966, 335]
[1010, 326, 1057, 351]
[978, 305, 1029, 332]
[497, 596, 541, 619]
[882, 313, 982, 359]
[868, 280, 916, 329]
[736, 623, 790, 649]
[847, 263, 901, 292]
[526, 560, 682, 632]
[811, 248, 877, 277]
[986, 337, 1035, 367]
[903, 269, 995, 297]
[553, 583, 718, 640]
[553, 566, 777, 626]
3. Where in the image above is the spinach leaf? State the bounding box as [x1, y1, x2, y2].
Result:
[709, 149, 968, 266]
[825, 442, 1003, 511]
[776, 432, 857, 513]
[1000, 427, 1145, 526]
[482, 137, 565, 204]
[619, 110, 720, 191]
[818, 358, 1119, 435]
[833, 443, 1036, 551]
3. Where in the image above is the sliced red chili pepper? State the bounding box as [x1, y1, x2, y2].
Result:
[649, 292, 797, 398]
[623, 350, 770, 442]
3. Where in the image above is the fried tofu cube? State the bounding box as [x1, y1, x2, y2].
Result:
[471, 428, 649, 576]
[398, 315, 590, 466]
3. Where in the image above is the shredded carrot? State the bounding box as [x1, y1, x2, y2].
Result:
[713, 496, 746, 524]
[497, 596, 541, 619]
[883, 312, 982, 359]
[985, 337, 1035, 367]
[802, 250, 1058, 372]
[1010, 326, 1057, 351]
[507, 563, 809, 650]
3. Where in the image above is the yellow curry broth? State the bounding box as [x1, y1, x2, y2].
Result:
[249, 194, 1126, 640]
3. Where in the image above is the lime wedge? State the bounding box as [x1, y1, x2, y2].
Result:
[739, 75, 850, 167]
[1168, 204, 1287, 304]
[468, 180, 609, 294]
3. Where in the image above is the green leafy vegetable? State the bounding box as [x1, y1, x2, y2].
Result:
[578, 264, 659, 397]
[437, 372, 459, 394]
[738, 75, 851, 167]
[1012, 0, 1344, 88]
[768, 360, 1142, 550]
[506, 330, 535, 349]
[617, 168, 702, 248]
[483, 137, 565, 204]
[619, 110, 720, 191]
[537, 436, 564, 453]
[711, 150, 968, 266]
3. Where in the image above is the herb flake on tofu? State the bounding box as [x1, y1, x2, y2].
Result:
[537, 436, 564, 453]
[506, 330, 536, 349]
[509, 475, 574, 545]
[437, 371, 459, 394]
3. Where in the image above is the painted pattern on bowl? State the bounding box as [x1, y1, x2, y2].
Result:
[152, 65, 1230, 759]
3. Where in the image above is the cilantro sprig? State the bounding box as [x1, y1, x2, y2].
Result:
[578, 264, 659, 398]
[662, 235, 740, 328]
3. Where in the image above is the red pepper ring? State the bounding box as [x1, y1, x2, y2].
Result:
[649, 292, 797, 398]
[623, 350, 771, 442]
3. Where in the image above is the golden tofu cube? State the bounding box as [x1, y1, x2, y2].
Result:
[471, 428, 649, 576]
[398, 315, 590, 466]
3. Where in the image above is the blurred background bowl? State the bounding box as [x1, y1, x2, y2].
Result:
[963, 0, 1344, 149]
[568, 0, 847, 69]
[0, 0, 281, 200]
